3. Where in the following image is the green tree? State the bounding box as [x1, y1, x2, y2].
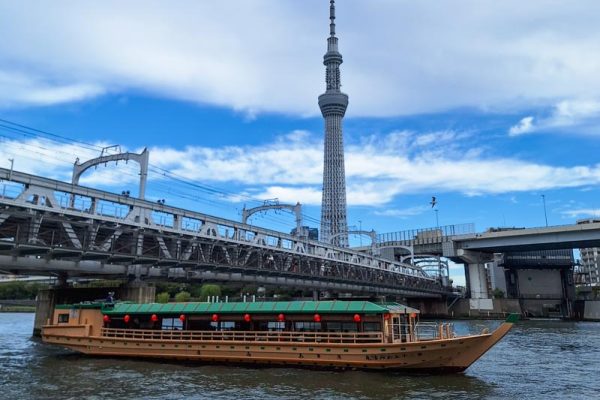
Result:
[199, 284, 221, 301]
[492, 288, 505, 299]
[240, 284, 258, 296]
[156, 292, 170, 303]
[175, 291, 191, 302]
[0, 282, 44, 300]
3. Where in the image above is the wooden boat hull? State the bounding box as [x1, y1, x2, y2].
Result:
[42, 321, 514, 372]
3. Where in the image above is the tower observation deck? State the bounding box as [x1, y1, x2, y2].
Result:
[319, 0, 349, 247]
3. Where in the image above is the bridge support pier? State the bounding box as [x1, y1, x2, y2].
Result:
[32, 282, 155, 337]
[33, 288, 57, 338]
[456, 249, 494, 300]
[120, 281, 156, 303]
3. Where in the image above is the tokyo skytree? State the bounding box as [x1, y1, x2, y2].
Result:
[319, 0, 349, 247]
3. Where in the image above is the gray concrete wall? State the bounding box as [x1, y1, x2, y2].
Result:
[520, 299, 563, 317]
[449, 298, 521, 319]
[517, 269, 563, 298]
[584, 300, 600, 320]
[406, 299, 448, 317]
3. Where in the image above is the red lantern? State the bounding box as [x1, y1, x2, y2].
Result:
[151, 314, 158, 322]
[103, 315, 110, 323]
[211, 314, 219, 322]
[243, 313, 251, 322]
[179, 314, 186, 322]
[313, 314, 321, 323]
[383, 313, 391, 320]
[277, 313, 285, 322]
[123, 314, 131, 324]
[353, 314, 361, 323]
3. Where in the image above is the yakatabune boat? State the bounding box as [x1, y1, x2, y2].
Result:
[42, 300, 518, 372]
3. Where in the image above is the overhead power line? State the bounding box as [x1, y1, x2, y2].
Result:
[0, 118, 323, 230]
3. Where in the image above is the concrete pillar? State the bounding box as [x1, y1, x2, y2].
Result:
[487, 260, 507, 295]
[468, 263, 489, 299]
[120, 282, 155, 303]
[33, 288, 56, 337]
[457, 249, 494, 300]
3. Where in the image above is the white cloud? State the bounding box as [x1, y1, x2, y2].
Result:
[0, 70, 104, 107]
[509, 116, 534, 136]
[560, 209, 600, 219]
[373, 206, 431, 218]
[4, 129, 600, 208]
[509, 100, 600, 136]
[3, 1, 600, 115]
[251, 186, 322, 205]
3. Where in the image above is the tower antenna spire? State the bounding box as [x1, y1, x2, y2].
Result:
[330, 0, 336, 36]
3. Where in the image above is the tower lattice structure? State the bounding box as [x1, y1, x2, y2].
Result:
[319, 0, 349, 247]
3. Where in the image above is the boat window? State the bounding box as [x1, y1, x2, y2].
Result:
[326, 322, 341, 332]
[267, 322, 285, 331]
[58, 313, 69, 323]
[161, 318, 183, 330]
[363, 322, 381, 332]
[322, 322, 360, 332]
[392, 317, 402, 341]
[218, 321, 236, 331]
[295, 322, 322, 331]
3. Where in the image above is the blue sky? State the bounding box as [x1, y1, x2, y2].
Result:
[2, 1, 600, 284]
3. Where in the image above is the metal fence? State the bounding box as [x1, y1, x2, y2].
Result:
[377, 223, 475, 244]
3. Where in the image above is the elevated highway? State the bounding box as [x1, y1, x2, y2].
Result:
[449, 224, 600, 253]
[377, 223, 600, 260]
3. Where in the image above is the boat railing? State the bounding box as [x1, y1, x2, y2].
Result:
[100, 328, 383, 344]
[414, 322, 454, 341]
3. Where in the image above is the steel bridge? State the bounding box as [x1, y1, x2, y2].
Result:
[0, 167, 445, 298]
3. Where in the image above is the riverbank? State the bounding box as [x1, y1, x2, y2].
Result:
[0, 299, 36, 313]
[0, 305, 35, 312]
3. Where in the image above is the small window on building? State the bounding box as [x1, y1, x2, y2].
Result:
[58, 314, 69, 323]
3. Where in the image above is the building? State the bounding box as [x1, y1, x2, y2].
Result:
[319, 0, 349, 247]
[577, 219, 600, 286]
[501, 249, 575, 317]
[290, 226, 319, 241]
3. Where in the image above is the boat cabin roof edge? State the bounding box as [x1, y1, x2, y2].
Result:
[55, 300, 421, 316]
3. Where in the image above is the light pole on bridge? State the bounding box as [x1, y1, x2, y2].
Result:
[541, 194, 548, 227]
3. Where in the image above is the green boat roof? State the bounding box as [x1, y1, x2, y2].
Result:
[101, 300, 406, 316]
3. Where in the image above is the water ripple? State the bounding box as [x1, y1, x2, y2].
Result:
[1, 314, 599, 399]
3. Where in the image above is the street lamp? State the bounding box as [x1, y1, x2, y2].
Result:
[358, 220, 362, 246]
[541, 194, 548, 227]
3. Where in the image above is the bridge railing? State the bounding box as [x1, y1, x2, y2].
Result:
[377, 223, 476, 245]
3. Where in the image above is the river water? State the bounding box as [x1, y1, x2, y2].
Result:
[1, 313, 598, 400]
